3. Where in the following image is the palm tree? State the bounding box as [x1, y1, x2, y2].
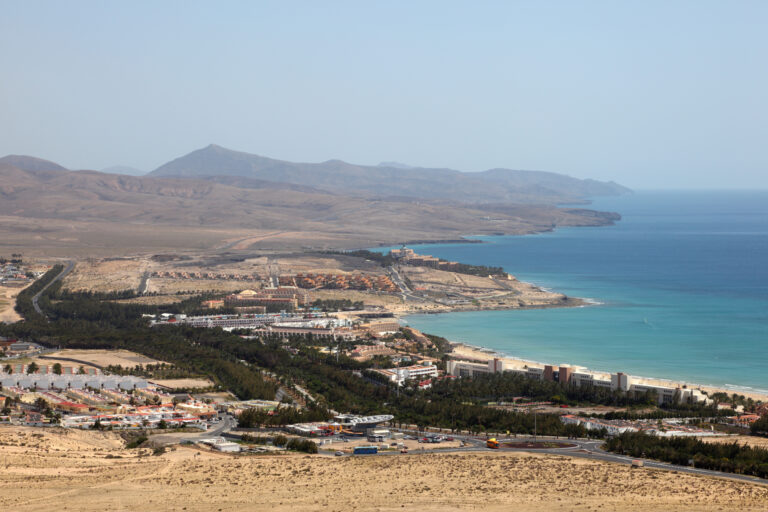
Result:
[26, 361, 39, 374]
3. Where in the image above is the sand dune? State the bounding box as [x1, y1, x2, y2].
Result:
[1, 427, 766, 511]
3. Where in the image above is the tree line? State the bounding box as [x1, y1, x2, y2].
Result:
[606, 432, 768, 478]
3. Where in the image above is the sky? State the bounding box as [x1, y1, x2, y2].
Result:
[1, 1, 766, 189]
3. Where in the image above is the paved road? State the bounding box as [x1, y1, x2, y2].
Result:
[151, 414, 238, 446]
[137, 271, 150, 294]
[32, 260, 75, 318]
[387, 265, 428, 303]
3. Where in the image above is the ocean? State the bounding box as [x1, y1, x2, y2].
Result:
[379, 191, 768, 393]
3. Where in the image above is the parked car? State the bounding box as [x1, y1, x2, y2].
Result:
[335, 451, 344, 457]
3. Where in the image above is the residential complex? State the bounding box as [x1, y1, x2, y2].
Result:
[280, 273, 398, 292]
[447, 360, 711, 406]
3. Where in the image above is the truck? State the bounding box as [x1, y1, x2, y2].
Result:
[353, 446, 378, 455]
[486, 438, 500, 449]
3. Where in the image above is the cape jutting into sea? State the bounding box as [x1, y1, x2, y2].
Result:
[379, 190, 768, 394]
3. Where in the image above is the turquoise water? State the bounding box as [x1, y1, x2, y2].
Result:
[378, 191, 768, 393]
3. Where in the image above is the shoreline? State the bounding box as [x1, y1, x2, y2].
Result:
[386, 227, 767, 404]
[393, 296, 589, 316]
[447, 341, 768, 403]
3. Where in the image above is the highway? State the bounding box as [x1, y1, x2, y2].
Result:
[32, 260, 75, 318]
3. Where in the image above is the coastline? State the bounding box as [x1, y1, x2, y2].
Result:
[448, 341, 768, 403]
[374, 192, 768, 404]
[391, 296, 588, 316]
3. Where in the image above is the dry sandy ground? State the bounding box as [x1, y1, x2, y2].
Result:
[702, 436, 768, 448]
[450, 344, 768, 403]
[149, 378, 215, 389]
[43, 349, 165, 368]
[111, 294, 190, 306]
[146, 278, 251, 295]
[63, 252, 387, 295]
[1, 427, 767, 512]
[402, 266, 507, 293]
[0, 284, 27, 323]
[312, 289, 406, 307]
[64, 258, 148, 293]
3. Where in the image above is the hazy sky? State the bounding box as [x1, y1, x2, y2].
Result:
[2, 1, 766, 189]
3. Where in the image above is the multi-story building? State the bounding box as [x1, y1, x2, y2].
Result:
[446, 358, 505, 378]
[374, 364, 439, 386]
[224, 287, 309, 310]
[348, 344, 397, 360]
[447, 358, 711, 406]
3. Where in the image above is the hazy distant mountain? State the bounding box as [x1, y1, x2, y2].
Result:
[150, 144, 630, 204]
[0, 159, 621, 252]
[0, 147, 626, 252]
[0, 155, 67, 173]
[100, 165, 146, 176]
[378, 161, 415, 169]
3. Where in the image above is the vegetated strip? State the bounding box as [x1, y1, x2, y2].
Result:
[606, 432, 768, 479]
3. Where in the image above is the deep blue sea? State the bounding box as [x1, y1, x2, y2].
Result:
[378, 191, 768, 393]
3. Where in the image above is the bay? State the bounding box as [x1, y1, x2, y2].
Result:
[379, 191, 768, 393]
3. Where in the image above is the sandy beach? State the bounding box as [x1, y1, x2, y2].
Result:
[450, 343, 768, 403]
[1, 427, 767, 511]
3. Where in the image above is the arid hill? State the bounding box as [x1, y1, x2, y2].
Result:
[0, 154, 68, 173]
[150, 144, 630, 204]
[0, 161, 620, 254]
[0, 147, 626, 255]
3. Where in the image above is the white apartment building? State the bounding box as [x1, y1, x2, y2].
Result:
[375, 364, 439, 386]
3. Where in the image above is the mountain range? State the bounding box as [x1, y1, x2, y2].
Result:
[0, 146, 628, 254]
[150, 144, 629, 204]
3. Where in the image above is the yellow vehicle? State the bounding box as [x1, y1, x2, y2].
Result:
[486, 438, 499, 449]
